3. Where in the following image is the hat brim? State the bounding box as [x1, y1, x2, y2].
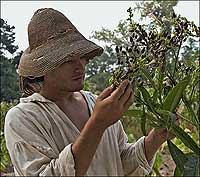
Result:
[18, 32, 103, 77]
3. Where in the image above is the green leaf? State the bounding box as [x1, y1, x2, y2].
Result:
[167, 139, 188, 170]
[174, 166, 183, 176]
[124, 109, 161, 127]
[124, 109, 143, 118]
[163, 76, 190, 112]
[138, 86, 156, 113]
[156, 109, 176, 124]
[138, 86, 152, 104]
[140, 68, 156, 89]
[153, 152, 163, 170]
[172, 125, 200, 155]
[183, 154, 199, 176]
[182, 96, 200, 127]
[152, 90, 158, 103]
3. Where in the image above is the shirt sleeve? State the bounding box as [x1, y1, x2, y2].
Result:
[117, 121, 155, 176]
[4, 107, 76, 176]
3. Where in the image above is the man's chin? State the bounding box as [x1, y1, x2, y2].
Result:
[71, 84, 84, 92]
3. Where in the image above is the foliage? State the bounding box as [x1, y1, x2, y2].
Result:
[91, 0, 199, 176]
[85, 21, 131, 93]
[0, 18, 22, 102]
[111, 4, 199, 177]
[85, 47, 116, 94]
[0, 102, 16, 172]
[0, 19, 18, 56]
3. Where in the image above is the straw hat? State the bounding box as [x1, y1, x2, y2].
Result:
[18, 8, 103, 77]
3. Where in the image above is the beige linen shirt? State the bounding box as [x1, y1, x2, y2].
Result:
[5, 91, 153, 176]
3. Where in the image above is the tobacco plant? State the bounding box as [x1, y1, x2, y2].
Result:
[110, 8, 200, 176]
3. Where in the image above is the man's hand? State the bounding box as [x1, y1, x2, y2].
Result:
[144, 115, 181, 161]
[72, 80, 134, 176]
[91, 80, 134, 130]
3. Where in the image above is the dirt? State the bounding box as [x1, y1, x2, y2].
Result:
[159, 147, 176, 176]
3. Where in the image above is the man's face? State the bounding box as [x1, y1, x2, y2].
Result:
[44, 56, 90, 92]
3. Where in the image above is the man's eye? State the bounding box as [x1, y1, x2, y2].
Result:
[86, 58, 90, 63]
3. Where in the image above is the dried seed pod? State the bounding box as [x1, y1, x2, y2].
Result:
[115, 46, 119, 53]
[122, 51, 127, 55]
[130, 36, 134, 43]
[136, 37, 142, 42]
[136, 48, 140, 54]
[167, 35, 171, 40]
[129, 59, 133, 63]
[141, 47, 145, 54]
[140, 41, 146, 45]
[156, 41, 162, 49]
[128, 47, 132, 53]
[117, 60, 121, 65]
[142, 29, 147, 38]
[183, 22, 188, 29]
[134, 68, 139, 73]
[172, 12, 176, 19]
[141, 54, 145, 59]
[139, 25, 142, 31]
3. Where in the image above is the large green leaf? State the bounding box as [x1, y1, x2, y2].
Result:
[124, 109, 143, 118]
[124, 109, 165, 129]
[140, 68, 156, 89]
[156, 109, 176, 125]
[172, 125, 200, 155]
[183, 154, 199, 176]
[174, 166, 183, 176]
[162, 76, 190, 112]
[167, 139, 188, 171]
[138, 86, 152, 105]
[182, 96, 200, 127]
[138, 86, 156, 113]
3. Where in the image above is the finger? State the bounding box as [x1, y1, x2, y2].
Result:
[98, 86, 114, 100]
[123, 91, 134, 111]
[120, 85, 132, 104]
[112, 80, 130, 99]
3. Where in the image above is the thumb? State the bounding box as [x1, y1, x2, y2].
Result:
[98, 85, 114, 100]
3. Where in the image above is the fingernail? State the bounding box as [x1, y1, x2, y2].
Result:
[111, 84, 115, 89]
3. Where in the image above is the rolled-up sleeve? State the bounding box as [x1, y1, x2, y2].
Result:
[13, 142, 75, 176]
[5, 107, 76, 176]
[117, 121, 155, 176]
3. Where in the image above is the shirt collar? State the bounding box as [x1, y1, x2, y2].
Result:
[20, 93, 52, 103]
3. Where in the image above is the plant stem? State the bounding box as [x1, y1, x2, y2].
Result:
[182, 96, 199, 126]
[172, 33, 183, 78]
[189, 83, 197, 102]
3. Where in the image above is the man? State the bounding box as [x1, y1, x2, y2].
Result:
[5, 8, 170, 176]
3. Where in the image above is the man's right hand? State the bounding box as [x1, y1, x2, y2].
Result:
[91, 80, 134, 130]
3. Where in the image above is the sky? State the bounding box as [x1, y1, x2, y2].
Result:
[1, 1, 200, 52]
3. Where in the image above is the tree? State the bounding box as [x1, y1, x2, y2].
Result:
[0, 18, 22, 102]
[85, 20, 130, 93]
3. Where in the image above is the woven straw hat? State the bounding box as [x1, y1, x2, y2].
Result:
[18, 8, 103, 77]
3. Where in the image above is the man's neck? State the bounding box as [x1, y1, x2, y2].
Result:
[40, 88, 78, 104]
